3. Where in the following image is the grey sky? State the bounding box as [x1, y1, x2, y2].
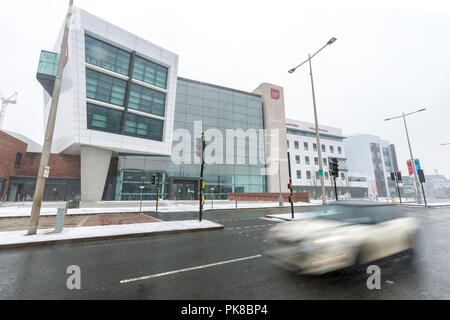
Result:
[1, 0, 449, 178]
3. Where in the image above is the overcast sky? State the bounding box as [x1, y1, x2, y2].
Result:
[1, 0, 450, 178]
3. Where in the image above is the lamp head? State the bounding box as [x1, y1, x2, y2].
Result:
[288, 68, 296, 74]
[327, 37, 337, 45]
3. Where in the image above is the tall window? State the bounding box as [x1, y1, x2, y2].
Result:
[87, 103, 123, 134]
[128, 83, 166, 117]
[322, 144, 326, 152]
[85, 35, 131, 76]
[133, 56, 168, 89]
[86, 68, 127, 106]
[306, 171, 311, 179]
[305, 156, 310, 165]
[295, 155, 300, 164]
[314, 157, 318, 165]
[304, 142, 309, 150]
[294, 141, 299, 149]
[323, 158, 327, 166]
[296, 170, 301, 179]
[14, 153, 22, 169]
[313, 143, 317, 151]
[123, 113, 164, 141]
[330, 145, 334, 153]
[338, 146, 342, 154]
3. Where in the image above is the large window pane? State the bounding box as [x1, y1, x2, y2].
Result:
[87, 103, 123, 134]
[132, 56, 168, 89]
[128, 83, 166, 117]
[123, 113, 164, 141]
[37, 50, 58, 76]
[86, 68, 127, 106]
[85, 35, 131, 75]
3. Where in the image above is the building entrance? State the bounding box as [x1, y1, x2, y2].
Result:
[169, 178, 199, 200]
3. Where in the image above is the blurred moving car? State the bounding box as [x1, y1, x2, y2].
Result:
[264, 202, 419, 275]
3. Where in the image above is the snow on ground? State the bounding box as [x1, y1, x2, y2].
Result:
[0, 220, 223, 247]
[0, 200, 322, 218]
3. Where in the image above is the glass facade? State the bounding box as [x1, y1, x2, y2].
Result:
[87, 103, 123, 134]
[115, 78, 266, 200]
[133, 56, 168, 89]
[84, 33, 168, 143]
[6, 177, 80, 202]
[85, 35, 131, 75]
[37, 51, 58, 76]
[123, 112, 164, 141]
[128, 83, 166, 116]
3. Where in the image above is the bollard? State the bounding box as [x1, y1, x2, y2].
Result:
[54, 203, 68, 233]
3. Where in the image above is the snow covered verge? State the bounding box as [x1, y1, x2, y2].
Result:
[0, 220, 223, 249]
[0, 200, 322, 218]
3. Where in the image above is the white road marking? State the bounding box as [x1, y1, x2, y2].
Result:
[120, 254, 262, 284]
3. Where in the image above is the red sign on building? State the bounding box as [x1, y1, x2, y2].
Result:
[271, 88, 280, 100]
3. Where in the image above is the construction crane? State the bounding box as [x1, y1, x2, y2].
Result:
[0, 90, 18, 129]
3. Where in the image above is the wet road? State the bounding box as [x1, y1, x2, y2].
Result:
[0, 206, 449, 299]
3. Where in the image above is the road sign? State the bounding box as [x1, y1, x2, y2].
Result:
[414, 159, 421, 172]
[318, 169, 323, 176]
[407, 160, 414, 175]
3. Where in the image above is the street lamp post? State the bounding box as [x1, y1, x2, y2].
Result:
[288, 37, 337, 206]
[384, 108, 426, 204]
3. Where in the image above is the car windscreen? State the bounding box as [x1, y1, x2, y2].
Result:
[312, 205, 404, 225]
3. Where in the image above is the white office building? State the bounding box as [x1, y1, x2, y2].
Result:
[344, 134, 399, 198]
[286, 119, 354, 199]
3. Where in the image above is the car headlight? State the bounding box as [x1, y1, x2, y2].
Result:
[312, 234, 353, 245]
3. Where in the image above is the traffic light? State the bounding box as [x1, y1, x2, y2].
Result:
[201, 195, 205, 205]
[396, 171, 402, 183]
[288, 195, 293, 203]
[287, 183, 292, 190]
[390, 172, 396, 181]
[418, 169, 426, 183]
[330, 158, 339, 177]
[196, 136, 205, 161]
[151, 174, 156, 186]
[202, 181, 205, 190]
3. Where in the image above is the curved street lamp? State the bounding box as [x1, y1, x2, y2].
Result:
[288, 37, 337, 206]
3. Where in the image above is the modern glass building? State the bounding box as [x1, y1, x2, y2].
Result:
[35, 7, 289, 202]
[115, 77, 267, 200]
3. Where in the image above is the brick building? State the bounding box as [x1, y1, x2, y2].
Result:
[0, 130, 116, 202]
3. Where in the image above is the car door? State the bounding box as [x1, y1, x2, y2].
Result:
[363, 208, 403, 262]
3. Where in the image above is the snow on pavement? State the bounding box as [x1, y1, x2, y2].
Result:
[0, 220, 223, 247]
[0, 201, 321, 218]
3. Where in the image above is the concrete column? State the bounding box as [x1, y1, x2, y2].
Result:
[80, 145, 112, 201]
[253, 83, 289, 193]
